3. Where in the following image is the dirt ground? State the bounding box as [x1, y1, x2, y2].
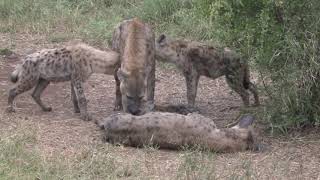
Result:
[1, 33, 320, 179]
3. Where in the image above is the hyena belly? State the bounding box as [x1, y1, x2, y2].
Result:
[100, 112, 257, 152]
[112, 18, 155, 115]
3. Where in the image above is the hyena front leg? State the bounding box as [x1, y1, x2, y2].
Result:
[7, 77, 38, 112]
[71, 76, 91, 121]
[184, 68, 200, 107]
[71, 82, 80, 113]
[31, 78, 52, 112]
[114, 68, 122, 111]
[145, 58, 156, 112]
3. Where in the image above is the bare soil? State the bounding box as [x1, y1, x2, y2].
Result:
[1, 33, 320, 179]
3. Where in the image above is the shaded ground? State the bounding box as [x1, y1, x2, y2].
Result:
[1, 33, 320, 179]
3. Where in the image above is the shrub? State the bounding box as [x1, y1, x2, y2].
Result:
[205, 0, 320, 130]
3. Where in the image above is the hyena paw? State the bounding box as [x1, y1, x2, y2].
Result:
[144, 101, 155, 113]
[43, 107, 52, 112]
[5, 106, 15, 113]
[81, 113, 92, 121]
[74, 108, 80, 113]
[252, 143, 268, 153]
[113, 105, 123, 111]
[253, 102, 260, 107]
[185, 105, 200, 113]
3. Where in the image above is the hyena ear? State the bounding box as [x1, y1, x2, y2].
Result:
[237, 114, 255, 129]
[157, 34, 166, 44]
[117, 69, 129, 81]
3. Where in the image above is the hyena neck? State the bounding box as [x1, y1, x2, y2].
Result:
[122, 19, 147, 72]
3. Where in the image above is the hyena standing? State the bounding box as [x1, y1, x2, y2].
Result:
[155, 34, 259, 107]
[112, 18, 156, 115]
[7, 43, 120, 121]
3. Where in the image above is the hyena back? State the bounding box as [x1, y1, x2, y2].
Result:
[112, 18, 155, 115]
[155, 34, 259, 107]
[7, 43, 120, 121]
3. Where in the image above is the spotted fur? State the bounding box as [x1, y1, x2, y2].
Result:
[155, 34, 259, 107]
[7, 43, 120, 121]
[98, 112, 257, 152]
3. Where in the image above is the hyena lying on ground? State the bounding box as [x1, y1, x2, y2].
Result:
[112, 18, 156, 115]
[155, 34, 259, 107]
[97, 113, 258, 152]
[7, 43, 119, 121]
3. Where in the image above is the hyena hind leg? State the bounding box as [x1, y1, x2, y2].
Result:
[31, 78, 52, 112]
[7, 78, 38, 112]
[226, 75, 250, 106]
[248, 82, 260, 106]
[185, 70, 200, 107]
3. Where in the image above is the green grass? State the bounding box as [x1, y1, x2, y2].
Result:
[0, 127, 142, 179]
[176, 150, 216, 180]
[0, 0, 223, 46]
[0, 127, 215, 179]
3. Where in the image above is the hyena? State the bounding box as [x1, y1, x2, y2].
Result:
[7, 43, 120, 121]
[111, 18, 155, 115]
[98, 113, 258, 152]
[155, 34, 259, 107]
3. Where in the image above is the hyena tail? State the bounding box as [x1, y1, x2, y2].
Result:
[243, 63, 250, 89]
[10, 64, 22, 83]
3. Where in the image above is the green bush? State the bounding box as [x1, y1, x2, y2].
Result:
[203, 0, 320, 130]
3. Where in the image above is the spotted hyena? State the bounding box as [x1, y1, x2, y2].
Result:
[112, 18, 155, 115]
[7, 43, 120, 121]
[155, 34, 259, 107]
[98, 113, 258, 152]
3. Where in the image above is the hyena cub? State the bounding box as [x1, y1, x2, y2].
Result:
[7, 43, 119, 121]
[155, 34, 259, 107]
[112, 18, 155, 115]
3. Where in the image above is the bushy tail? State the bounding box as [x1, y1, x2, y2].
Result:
[10, 64, 22, 83]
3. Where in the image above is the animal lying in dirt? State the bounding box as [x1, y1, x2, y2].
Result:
[97, 112, 258, 152]
[7, 43, 120, 121]
[155, 34, 260, 107]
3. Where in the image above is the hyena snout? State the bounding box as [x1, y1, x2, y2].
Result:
[126, 98, 143, 115]
[127, 104, 141, 115]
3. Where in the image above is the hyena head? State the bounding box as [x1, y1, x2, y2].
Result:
[155, 34, 183, 63]
[117, 69, 146, 115]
